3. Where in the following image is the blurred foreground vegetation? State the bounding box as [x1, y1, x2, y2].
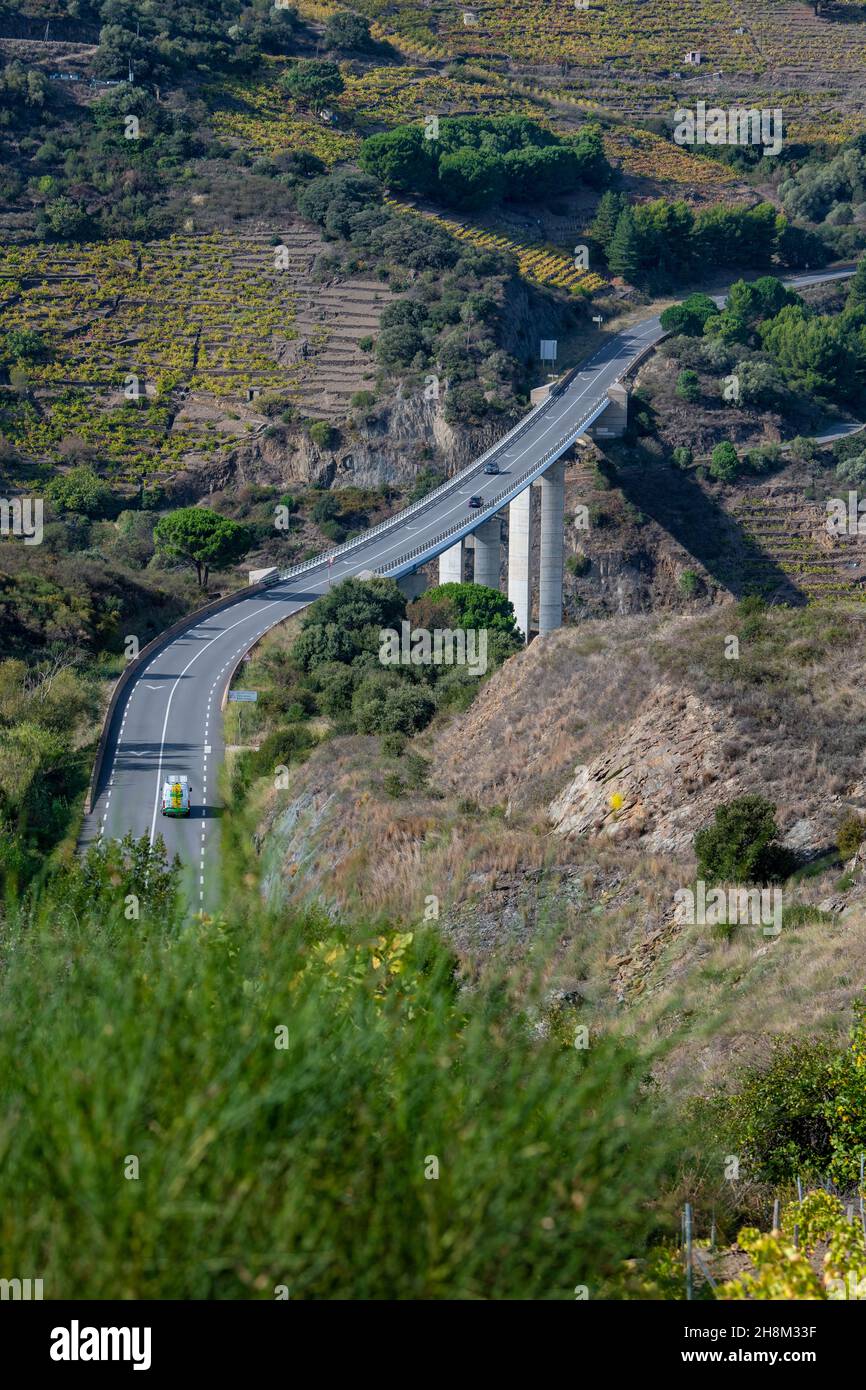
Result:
[0, 834, 678, 1298]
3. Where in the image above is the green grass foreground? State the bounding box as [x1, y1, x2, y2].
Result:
[0, 844, 675, 1299]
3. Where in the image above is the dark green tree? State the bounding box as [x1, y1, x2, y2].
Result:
[419, 582, 521, 642]
[660, 293, 718, 337]
[676, 369, 701, 403]
[324, 11, 373, 50]
[694, 795, 793, 883]
[359, 126, 435, 192]
[590, 190, 625, 253]
[437, 147, 505, 210]
[847, 253, 866, 312]
[709, 440, 740, 482]
[280, 60, 344, 110]
[607, 207, 641, 282]
[153, 507, 251, 587]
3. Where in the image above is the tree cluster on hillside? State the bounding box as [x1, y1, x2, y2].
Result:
[294, 171, 529, 422]
[0, 58, 48, 127]
[591, 191, 827, 291]
[5, 80, 205, 241]
[779, 132, 866, 259]
[0, 1, 302, 81]
[360, 116, 609, 211]
[0, 2, 310, 233]
[655, 266, 866, 479]
[231, 577, 522, 800]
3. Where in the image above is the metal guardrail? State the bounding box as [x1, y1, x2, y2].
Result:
[273, 383, 614, 589]
[85, 578, 276, 815]
[377, 395, 610, 574]
[275, 378, 564, 583]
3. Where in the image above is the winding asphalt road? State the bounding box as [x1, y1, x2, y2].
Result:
[80, 266, 856, 906]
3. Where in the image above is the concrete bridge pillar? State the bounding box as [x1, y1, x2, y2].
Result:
[472, 517, 501, 589]
[398, 570, 428, 602]
[438, 539, 464, 586]
[538, 459, 565, 635]
[591, 382, 629, 441]
[507, 487, 532, 641]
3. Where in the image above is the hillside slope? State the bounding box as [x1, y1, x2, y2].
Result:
[254, 599, 866, 1089]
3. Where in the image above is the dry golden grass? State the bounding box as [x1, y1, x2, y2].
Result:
[246, 600, 866, 1096]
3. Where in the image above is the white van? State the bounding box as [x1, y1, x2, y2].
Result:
[161, 774, 191, 817]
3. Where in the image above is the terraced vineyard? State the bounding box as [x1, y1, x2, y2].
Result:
[0, 228, 391, 478]
[438, 0, 757, 70]
[729, 484, 866, 602]
[209, 61, 544, 163]
[384, 197, 606, 295]
[601, 126, 738, 189]
[297, 0, 866, 136]
[749, 0, 866, 82]
[209, 75, 362, 163]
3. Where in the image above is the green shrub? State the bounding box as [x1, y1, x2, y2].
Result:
[746, 442, 783, 474]
[676, 369, 701, 403]
[696, 1038, 839, 1184]
[308, 420, 337, 449]
[709, 440, 740, 483]
[789, 435, 819, 464]
[314, 662, 357, 718]
[837, 814, 865, 861]
[279, 59, 344, 107]
[249, 726, 317, 780]
[352, 676, 436, 735]
[324, 11, 373, 51]
[381, 732, 407, 758]
[292, 578, 406, 672]
[699, 1000, 866, 1187]
[403, 751, 430, 789]
[0, 857, 678, 1297]
[694, 796, 795, 885]
[46, 467, 111, 518]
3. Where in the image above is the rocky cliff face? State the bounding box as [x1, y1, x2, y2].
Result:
[248, 604, 866, 1086]
[547, 681, 836, 857]
[167, 386, 513, 501]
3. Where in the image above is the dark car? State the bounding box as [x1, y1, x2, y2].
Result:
[468, 495, 483, 509]
[483, 461, 500, 475]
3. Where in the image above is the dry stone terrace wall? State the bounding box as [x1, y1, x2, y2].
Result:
[0, 223, 393, 478]
[291, 278, 389, 423]
[329, 0, 866, 140]
[729, 485, 866, 602]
